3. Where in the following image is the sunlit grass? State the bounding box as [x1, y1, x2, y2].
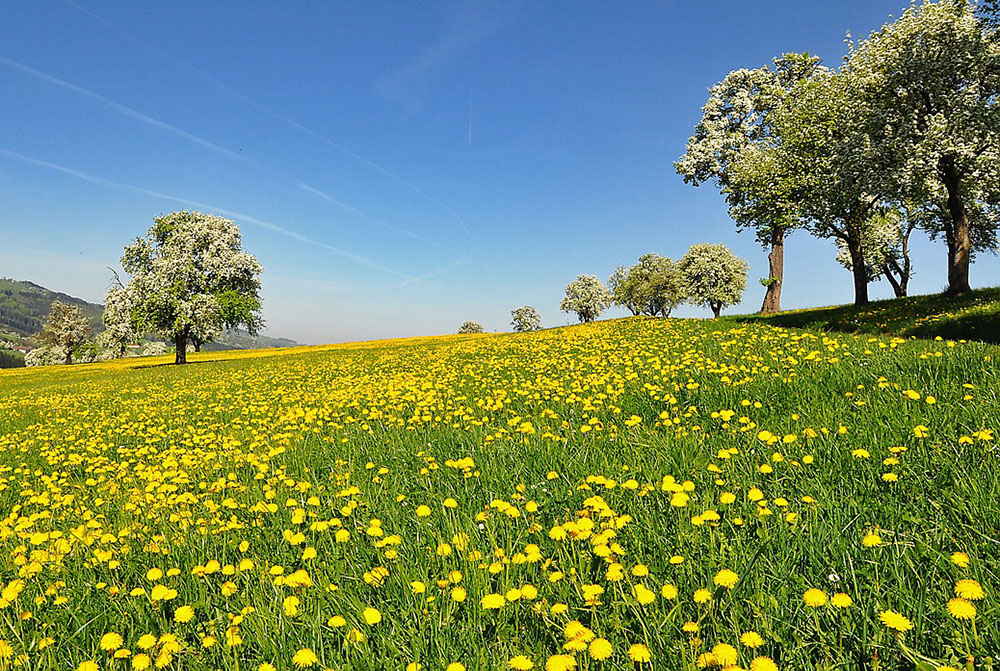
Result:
[0, 316, 996, 670]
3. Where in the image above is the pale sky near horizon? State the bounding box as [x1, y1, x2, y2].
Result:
[2, 1, 998, 344]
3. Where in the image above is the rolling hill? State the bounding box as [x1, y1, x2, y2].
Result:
[0, 277, 298, 351]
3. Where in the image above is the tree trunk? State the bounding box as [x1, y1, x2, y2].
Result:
[940, 158, 972, 295]
[760, 227, 785, 315]
[846, 232, 869, 306]
[65, 347, 72, 365]
[174, 330, 188, 365]
[710, 301, 722, 318]
[882, 262, 904, 298]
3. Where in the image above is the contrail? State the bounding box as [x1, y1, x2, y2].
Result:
[398, 255, 471, 287]
[59, 0, 477, 245]
[297, 182, 463, 254]
[0, 56, 253, 166]
[0, 148, 415, 281]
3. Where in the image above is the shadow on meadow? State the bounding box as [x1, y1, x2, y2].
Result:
[734, 287, 1000, 344]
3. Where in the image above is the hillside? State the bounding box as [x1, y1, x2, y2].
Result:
[0, 278, 103, 340]
[0, 277, 299, 352]
[0, 317, 996, 668]
[734, 287, 1000, 344]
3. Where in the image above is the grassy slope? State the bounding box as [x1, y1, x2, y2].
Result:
[0, 319, 997, 670]
[733, 287, 1000, 344]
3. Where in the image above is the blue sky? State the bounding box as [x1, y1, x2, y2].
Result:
[2, 1, 997, 344]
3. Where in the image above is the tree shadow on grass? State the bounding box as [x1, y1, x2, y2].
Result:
[734, 287, 1000, 345]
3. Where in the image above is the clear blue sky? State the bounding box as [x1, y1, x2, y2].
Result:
[2, 1, 997, 343]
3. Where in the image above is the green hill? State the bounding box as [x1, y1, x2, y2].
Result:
[733, 287, 1000, 344]
[0, 277, 299, 354]
[0, 278, 103, 341]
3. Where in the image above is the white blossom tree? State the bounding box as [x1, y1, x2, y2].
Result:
[24, 345, 67, 367]
[510, 306, 541, 332]
[847, 0, 1000, 295]
[457, 321, 484, 334]
[38, 300, 92, 365]
[101, 272, 141, 359]
[679, 243, 749, 318]
[560, 275, 611, 323]
[121, 211, 263, 364]
[677, 54, 823, 314]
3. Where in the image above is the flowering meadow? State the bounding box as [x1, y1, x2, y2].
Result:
[0, 317, 996, 671]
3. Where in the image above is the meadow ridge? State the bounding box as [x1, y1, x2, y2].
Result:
[0, 316, 997, 671]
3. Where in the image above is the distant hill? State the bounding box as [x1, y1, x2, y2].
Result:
[0, 278, 103, 340]
[0, 277, 298, 351]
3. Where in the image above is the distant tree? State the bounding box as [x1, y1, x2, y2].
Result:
[141, 341, 169, 357]
[835, 208, 916, 298]
[25, 345, 67, 367]
[560, 275, 612, 323]
[120, 211, 263, 364]
[847, 0, 1000, 295]
[510, 306, 541, 332]
[679, 243, 749, 317]
[458, 321, 484, 334]
[677, 53, 823, 314]
[38, 300, 91, 364]
[608, 265, 642, 316]
[635, 254, 687, 317]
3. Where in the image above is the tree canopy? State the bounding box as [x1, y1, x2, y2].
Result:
[679, 243, 749, 317]
[560, 275, 612, 323]
[119, 211, 263, 364]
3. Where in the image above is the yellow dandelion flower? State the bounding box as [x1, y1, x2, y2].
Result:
[878, 610, 913, 632]
[589, 638, 613, 661]
[954, 579, 984, 600]
[713, 569, 739, 589]
[362, 607, 382, 625]
[627, 644, 651, 663]
[947, 598, 976, 620]
[803, 589, 827, 607]
[292, 648, 318, 668]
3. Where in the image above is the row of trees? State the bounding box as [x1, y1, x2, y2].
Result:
[456, 306, 543, 335]
[676, 0, 999, 310]
[562, 243, 749, 322]
[31, 211, 264, 366]
[460, 245, 749, 332]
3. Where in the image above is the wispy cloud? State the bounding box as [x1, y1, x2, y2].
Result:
[0, 148, 414, 281]
[372, 1, 515, 109]
[398, 255, 471, 287]
[0, 55, 252, 165]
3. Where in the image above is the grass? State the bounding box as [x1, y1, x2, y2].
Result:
[0, 317, 997, 671]
[733, 287, 1000, 344]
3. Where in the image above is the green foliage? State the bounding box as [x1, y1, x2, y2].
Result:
[610, 255, 687, 317]
[457, 321, 485, 334]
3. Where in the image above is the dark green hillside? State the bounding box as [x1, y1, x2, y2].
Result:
[0, 278, 104, 338]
